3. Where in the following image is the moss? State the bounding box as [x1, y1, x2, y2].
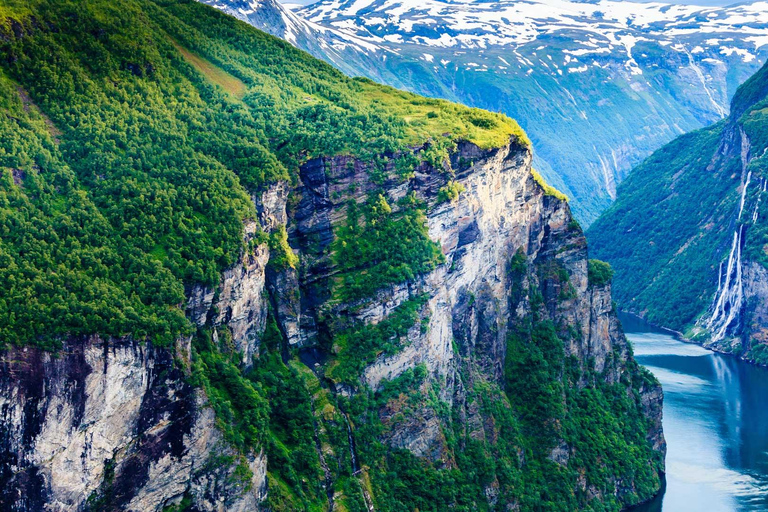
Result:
[531, 168, 569, 202]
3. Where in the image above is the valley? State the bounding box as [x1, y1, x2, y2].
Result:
[0, 0, 766, 510]
[0, 1, 664, 510]
[203, 0, 768, 223]
[589, 59, 768, 366]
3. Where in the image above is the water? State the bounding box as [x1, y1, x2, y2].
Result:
[621, 313, 768, 512]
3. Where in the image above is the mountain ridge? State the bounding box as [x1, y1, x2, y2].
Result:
[203, 0, 768, 223]
[0, 0, 663, 510]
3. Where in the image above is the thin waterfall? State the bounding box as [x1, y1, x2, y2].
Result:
[341, 411, 375, 511]
[753, 178, 766, 223]
[343, 412, 359, 473]
[716, 260, 724, 294]
[706, 129, 756, 341]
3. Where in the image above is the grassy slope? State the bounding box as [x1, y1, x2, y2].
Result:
[588, 59, 768, 331]
[0, 0, 522, 348]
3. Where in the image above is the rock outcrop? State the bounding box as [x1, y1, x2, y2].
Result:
[0, 337, 266, 512]
[280, 136, 665, 507]
[0, 137, 664, 511]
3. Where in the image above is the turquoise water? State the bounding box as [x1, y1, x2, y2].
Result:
[621, 313, 768, 512]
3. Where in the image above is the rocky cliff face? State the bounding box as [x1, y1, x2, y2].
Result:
[0, 181, 289, 511]
[274, 137, 664, 508]
[0, 337, 266, 512]
[1, 138, 663, 511]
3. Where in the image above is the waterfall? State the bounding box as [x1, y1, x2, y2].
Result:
[341, 411, 375, 511]
[343, 412, 359, 473]
[706, 129, 756, 342]
[707, 228, 745, 340]
[752, 178, 766, 223]
[716, 261, 724, 294]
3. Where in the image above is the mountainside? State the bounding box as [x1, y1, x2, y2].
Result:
[201, 0, 768, 224]
[588, 59, 768, 365]
[0, 1, 662, 511]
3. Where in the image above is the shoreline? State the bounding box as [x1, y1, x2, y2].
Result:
[617, 309, 768, 369]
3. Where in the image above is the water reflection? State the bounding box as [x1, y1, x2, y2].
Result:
[620, 313, 768, 512]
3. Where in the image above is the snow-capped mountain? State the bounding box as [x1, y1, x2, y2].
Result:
[302, 0, 768, 58]
[201, 0, 768, 223]
[198, 0, 383, 76]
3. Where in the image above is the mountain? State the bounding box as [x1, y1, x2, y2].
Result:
[0, 0, 662, 510]
[201, 0, 768, 224]
[588, 58, 768, 364]
[197, 0, 382, 77]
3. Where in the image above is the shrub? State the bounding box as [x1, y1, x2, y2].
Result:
[588, 259, 614, 288]
[437, 181, 466, 203]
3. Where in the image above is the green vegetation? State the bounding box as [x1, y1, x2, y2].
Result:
[170, 39, 247, 98]
[0, 2, 662, 511]
[267, 226, 299, 270]
[319, 250, 661, 512]
[248, 318, 327, 511]
[333, 197, 444, 303]
[354, 80, 528, 150]
[497, 280, 661, 510]
[0, 0, 516, 348]
[327, 296, 428, 384]
[532, 169, 568, 202]
[436, 180, 466, 203]
[587, 259, 614, 288]
[191, 329, 269, 451]
[588, 122, 738, 329]
[336, 312, 661, 512]
[588, 59, 768, 332]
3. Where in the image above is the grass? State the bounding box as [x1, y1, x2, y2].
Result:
[357, 78, 529, 150]
[531, 168, 568, 202]
[171, 39, 247, 99]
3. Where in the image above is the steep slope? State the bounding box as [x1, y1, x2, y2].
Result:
[197, 0, 384, 78]
[588, 59, 768, 364]
[203, 0, 768, 224]
[0, 1, 663, 511]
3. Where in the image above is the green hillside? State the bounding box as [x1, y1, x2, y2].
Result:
[0, 0, 521, 349]
[0, 2, 662, 511]
[588, 59, 768, 332]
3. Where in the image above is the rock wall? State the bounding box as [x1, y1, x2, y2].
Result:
[0, 337, 266, 512]
[0, 138, 663, 510]
[282, 136, 665, 506]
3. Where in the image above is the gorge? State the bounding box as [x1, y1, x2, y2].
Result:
[589, 58, 768, 366]
[0, 1, 664, 511]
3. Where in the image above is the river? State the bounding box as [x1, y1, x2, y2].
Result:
[620, 313, 768, 512]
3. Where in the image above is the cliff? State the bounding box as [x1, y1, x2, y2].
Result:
[589, 59, 768, 365]
[201, 0, 768, 225]
[1, 136, 664, 511]
[0, 1, 663, 510]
